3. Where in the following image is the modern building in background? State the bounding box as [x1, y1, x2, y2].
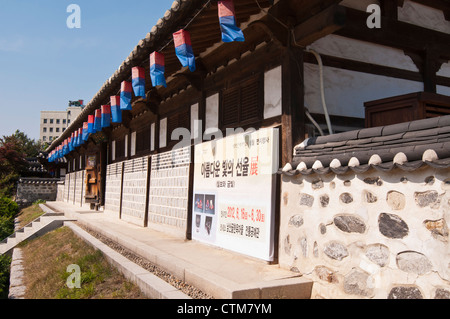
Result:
[39, 102, 84, 143]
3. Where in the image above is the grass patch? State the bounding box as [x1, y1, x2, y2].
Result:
[20, 226, 147, 299]
[16, 203, 45, 229]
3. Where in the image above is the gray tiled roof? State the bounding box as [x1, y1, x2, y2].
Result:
[280, 115, 450, 176]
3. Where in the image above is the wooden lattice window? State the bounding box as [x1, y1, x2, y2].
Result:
[167, 108, 190, 143]
[115, 137, 126, 160]
[135, 126, 151, 154]
[221, 74, 263, 127]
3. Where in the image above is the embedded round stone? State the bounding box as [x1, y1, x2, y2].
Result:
[378, 213, 409, 239]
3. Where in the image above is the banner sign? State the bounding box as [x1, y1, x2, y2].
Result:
[192, 127, 279, 261]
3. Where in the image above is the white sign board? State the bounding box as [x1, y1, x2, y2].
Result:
[192, 128, 279, 261]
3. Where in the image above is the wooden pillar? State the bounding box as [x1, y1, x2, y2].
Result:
[281, 46, 305, 166]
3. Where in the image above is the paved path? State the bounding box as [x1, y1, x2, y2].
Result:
[44, 201, 312, 299]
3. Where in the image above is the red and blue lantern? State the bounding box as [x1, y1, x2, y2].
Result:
[63, 139, 68, 156]
[94, 109, 102, 132]
[111, 96, 122, 123]
[68, 134, 74, 152]
[78, 127, 83, 145]
[173, 30, 196, 72]
[120, 81, 132, 110]
[101, 105, 111, 128]
[73, 130, 79, 148]
[88, 115, 96, 134]
[218, 0, 245, 43]
[132, 67, 146, 98]
[150, 52, 167, 88]
[82, 122, 89, 141]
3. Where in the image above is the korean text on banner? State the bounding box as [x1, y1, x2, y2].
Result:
[192, 127, 279, 261]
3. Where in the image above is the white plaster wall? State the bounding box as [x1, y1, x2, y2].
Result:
[191, 103, 199, 139]
[264, 66, 282, 119]
[304, 63, 424, 118]
[437, 63, 450, 78]
[130, 131, 136, 157]
[399, 0, 450, 35]
[205, 93, 219, 134]
[308, 34, 419, 72]
[160, 117, 167, 148]
[151, 122, 155, 151]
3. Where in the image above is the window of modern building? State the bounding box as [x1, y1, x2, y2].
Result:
[50, 128, 53, 133]
[56, 128, 60, 132]
[50, 119, 54, 124]
[43, 119, 47, 124]
[56, 119, 60, 124]
[43, 127, 47, 132]
[43, 136, 46, 141]
[63, 119, 66, 124]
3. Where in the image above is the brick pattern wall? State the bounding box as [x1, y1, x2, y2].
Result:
[148, 147, 190, 233]
[68, 172, 75, 204]
[105, 162, 123, 214]
[63, 174, 70, 202]
[121, 157, 149, 225]
[56, 181, 65, 201]
[74, 170, 84, 206]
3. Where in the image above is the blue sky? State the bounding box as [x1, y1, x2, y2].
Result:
[0, 0, 174, 140]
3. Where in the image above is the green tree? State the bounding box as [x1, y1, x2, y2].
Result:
[1, 130, 45, 157]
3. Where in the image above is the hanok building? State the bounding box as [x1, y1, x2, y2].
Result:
[45, 0, 450, 299]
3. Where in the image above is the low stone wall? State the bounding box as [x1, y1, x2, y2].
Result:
[280, 166, 450, 299]
[15, 178, 59, 206]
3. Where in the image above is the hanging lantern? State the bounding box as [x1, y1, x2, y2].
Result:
[101, 105, 111, 128]
[150, 52, 167, 88]
[173, 29, 196, 72]
[120, 81, 132, 110]
[63, 139, 68, 155]
[111, 96, 122, 123]
[68, 134, 74, 152]
[78, 127, 83, 145]
[218, 0, 245, 43]
[82, 122, 89, 141]
[73, 130, 78, 148]
[88, 114, 96, 134]
[94, 109, 102, 132]
[132, 67, 146, 98]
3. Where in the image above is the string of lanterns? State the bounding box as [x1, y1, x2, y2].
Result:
[48, 0, 243, 163]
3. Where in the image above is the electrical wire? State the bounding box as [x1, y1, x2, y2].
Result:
[305, 107, 324, 136]
[305, 48, 333, 135]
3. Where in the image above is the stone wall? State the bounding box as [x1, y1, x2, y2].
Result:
[15, 178, 59, 206]
[56, 180, 65, 202]
[148, 147, 190, 237]
[280, 166, 450, 299]
[74, 170, 84, 206]
[104, 162, 123, 217]
[121, 157, 149, 226]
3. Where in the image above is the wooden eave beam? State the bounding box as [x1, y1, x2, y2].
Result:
[292, 4, 347, 47]
[335, 6, 450, 60]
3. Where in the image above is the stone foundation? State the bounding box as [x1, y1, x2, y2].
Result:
[280, 166, 450, 299]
